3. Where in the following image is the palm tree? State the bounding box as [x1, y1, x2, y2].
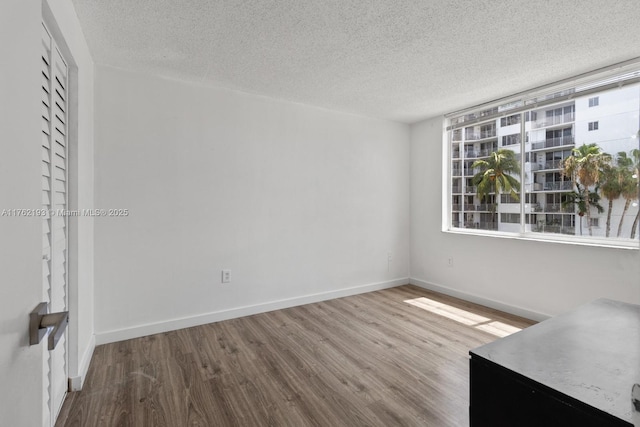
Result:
[562, 184, 604, 236]
[599, 164, 621, 238]
[626, 148, 640, 239]
[471, 149, 521, 228]
[562, 143, 611, 236]
[614, 151, 639, 237]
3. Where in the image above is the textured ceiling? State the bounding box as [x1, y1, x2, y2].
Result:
[71, 0, 640, 123]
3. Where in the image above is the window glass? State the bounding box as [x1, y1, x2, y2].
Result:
[448, 69, 640, 246]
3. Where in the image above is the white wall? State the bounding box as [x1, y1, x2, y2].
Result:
[0, 0, 94, 424]
[410, 116, 640, 320]
[94, 66, 410, 343]
[0, 1, 45, 424]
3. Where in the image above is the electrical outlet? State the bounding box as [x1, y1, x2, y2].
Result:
[221, 269, 231, 283]
[447, 257, 454, 268]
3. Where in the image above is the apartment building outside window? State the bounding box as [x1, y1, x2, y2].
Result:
[446, 63, 640, 248]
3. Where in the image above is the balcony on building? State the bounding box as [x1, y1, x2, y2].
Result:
[464, 149, 479, 158]
[476, 203, 496, 212]
[499, 194, 520, 204]
[542, 203, 565, 212]
[476, 148, 498, 158]
[539, 159, 565, 170]
[543, 181, 573, 191]
[463, 167, 478, 176]
[529, 181, 573, 192]
[465, 131, 498, 141]
[532, 107, 575, 129]
[531, 135, 575, 151]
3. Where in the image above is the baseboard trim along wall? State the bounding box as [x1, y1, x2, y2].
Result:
[95, 278, 409, 345]
[69, 334, 96, 391]
[409, 277, 551, 322]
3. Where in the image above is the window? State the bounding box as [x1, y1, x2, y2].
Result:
[502, 134, 520, 146]
[500, 114, 521, 127]
[500, 194, 520, 204]
[446, 62, 640, 247]
[501, 213, 521, 223]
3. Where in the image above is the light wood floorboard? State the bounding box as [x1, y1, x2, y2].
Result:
[56, 285, 535, 427]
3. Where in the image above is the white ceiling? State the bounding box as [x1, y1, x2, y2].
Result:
[71, 0, 640, 123]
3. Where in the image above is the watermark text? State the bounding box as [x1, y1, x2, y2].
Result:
[1, 208, 129, 217]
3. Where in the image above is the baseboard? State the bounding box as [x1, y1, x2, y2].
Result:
[409, 277, 551, 322]
[95, 278, 409, 345]
[69, 334, 95, 391]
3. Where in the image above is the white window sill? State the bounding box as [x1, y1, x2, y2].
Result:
[443, 228, 640, 251]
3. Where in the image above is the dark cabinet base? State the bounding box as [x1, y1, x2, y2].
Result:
[469, 356, 631, 427]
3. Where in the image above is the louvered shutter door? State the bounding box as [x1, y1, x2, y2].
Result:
[41, 22, 68, 426]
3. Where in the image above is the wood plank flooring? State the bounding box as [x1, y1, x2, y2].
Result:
[56, 285, 535, 427]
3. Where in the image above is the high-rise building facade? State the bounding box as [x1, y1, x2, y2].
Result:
[449, 83, 640, 242]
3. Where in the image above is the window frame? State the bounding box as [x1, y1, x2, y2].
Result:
[443, 60, 640, 250]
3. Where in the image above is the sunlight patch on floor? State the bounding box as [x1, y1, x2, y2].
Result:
[404, 297, 522, 338]
[404, 297, 490, 325]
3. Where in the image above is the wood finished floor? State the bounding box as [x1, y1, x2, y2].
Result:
[56, 285, 535, 427]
